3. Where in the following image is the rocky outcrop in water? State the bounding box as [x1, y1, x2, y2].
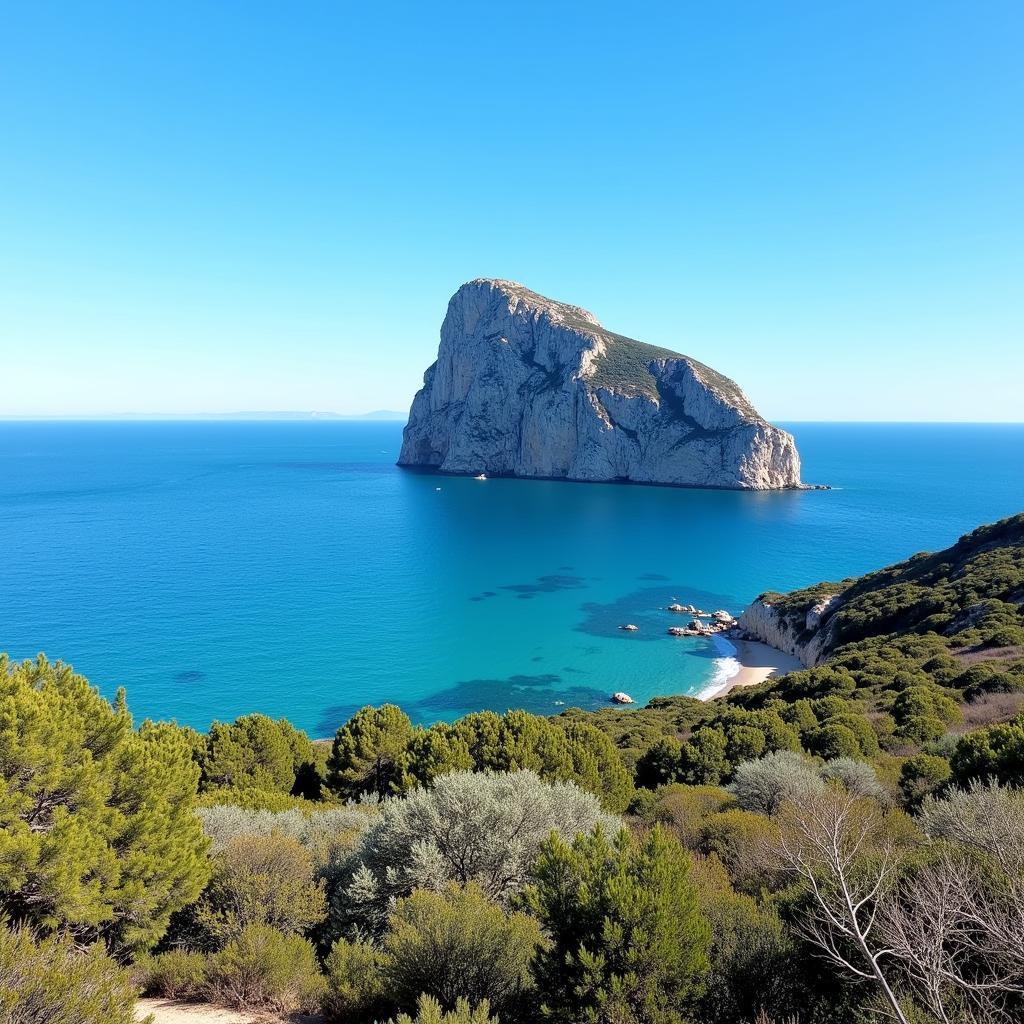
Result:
[398, 279, 802, 490]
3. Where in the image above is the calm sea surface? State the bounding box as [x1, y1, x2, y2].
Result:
[1, 422, 1022, 734]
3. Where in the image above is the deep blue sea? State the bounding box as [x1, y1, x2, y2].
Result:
[1, 422, 1022, 735]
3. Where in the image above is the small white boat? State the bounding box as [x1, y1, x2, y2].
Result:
[473, 473, 487, 480]
[618, 623, 639, 631]
[611, 692, 635, 704]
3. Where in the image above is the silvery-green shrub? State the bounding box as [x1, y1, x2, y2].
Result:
[336, 770, 618, 934]
[729, 751, 825, 815]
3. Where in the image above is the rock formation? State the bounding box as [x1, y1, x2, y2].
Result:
[737, 596, 839, 667]
[398, 279, 802, 490]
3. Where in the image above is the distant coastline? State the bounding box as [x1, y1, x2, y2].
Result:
[0, 410, 408, 422]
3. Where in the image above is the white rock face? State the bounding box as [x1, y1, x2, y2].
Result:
[738, 597, 838, 667]
[398, 280, 802, 490]
[806, 595, 839, 632]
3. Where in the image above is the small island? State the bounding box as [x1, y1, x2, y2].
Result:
[399, 279, 803, 490]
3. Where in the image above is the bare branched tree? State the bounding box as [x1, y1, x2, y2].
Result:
[877, 850, 1024, 1024]
[772, 789, 909, 1024]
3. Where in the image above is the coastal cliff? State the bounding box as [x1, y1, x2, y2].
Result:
[398, 279, 802, 490]
[737, 512, 1024, 669]
[738, 594, 840, 667]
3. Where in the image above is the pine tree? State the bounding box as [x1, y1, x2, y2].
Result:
[327, 704, 414, 798]
[557, 718, 634, 812]
[525, 824, 711, 1024]
[405, 723, 474, 787]
[448, 709, 634, 811]
[201, 713, 316, 794]
[0, 654, 210, 953]
[387, 994, 498, 1024]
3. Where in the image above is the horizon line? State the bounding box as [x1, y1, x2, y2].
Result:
[1, 415, 1024, 426]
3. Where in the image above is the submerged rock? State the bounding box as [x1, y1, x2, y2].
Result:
[398, 279, 802, 490]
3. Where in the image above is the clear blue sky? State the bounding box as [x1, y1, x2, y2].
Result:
[1, 2, 1021, 420]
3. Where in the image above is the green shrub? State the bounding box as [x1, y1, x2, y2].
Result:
[450, 709, 634, 811]
[697, 809, 781, 895]
[949, 715, 1024, 787]
[647, 784, 734, 846]
[627, 786, 659, 817]
[898, 714, 948, 745]
[986, 625, 1024, 647]
[823, 713, 881, 755]
[724, 724, 767, 764]
[958, 663, 1023, 700]
[691, 860, 796, 1024]
[205, 924, 325, 1013]
[678, 727, 729, 784]
[195, 833, 327, 946]
[805, 723, 861, 759]
[922, 653, 962, 685]
[134, 948, 208, 999]
[386, 994, 499, 1024]
[327, 707, 635, 811]
[554, 718, 635, 812]
[384, 883, 542, 1019]
[324, 937, 392, 1022]
[780, 699, 819, 733]
[898, 754, 952, 807]
[0, 925, 139, 1024]
[635, 739, 684, 790]
[892, 686, 962, 742]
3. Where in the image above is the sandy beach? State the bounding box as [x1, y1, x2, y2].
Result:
[137, 998, 322, 1024]
[701, 635, 804, 700]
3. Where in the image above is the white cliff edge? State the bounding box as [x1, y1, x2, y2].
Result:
[398, 279, 802, 490]
[737, 594, 841, 668]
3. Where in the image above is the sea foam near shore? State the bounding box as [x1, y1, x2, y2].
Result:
[698, 634, 742, 700]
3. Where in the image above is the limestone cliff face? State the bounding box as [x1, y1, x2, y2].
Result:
[738, 595, 840, 667]
[398, 279, 802, 490]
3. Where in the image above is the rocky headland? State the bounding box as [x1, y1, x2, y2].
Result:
[398, 279, 803, 490]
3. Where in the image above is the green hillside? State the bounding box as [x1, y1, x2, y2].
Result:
[762, 512, 1024, 655]
[570, 512, 1024, 783]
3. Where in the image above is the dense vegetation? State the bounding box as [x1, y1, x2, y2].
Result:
[2, 513, 1023, 1022]
[587, 328, 759, 417]
[764, 512, 1024, 654]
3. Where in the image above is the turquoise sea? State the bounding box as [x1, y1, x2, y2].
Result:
[1, 422, 1022, 735]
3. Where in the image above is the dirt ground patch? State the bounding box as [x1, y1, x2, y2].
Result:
[137, 998, 324, 1024]
[953, 644, 1024, 665]
[953, 690, 1024, 731]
